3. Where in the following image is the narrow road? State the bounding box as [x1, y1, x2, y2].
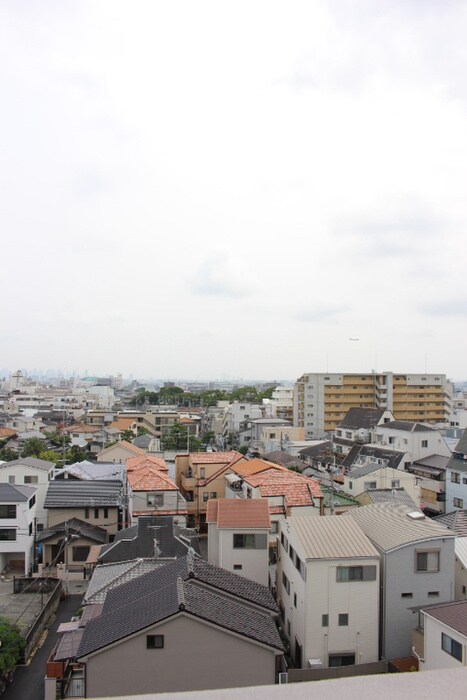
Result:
[3, 594, 82, 700]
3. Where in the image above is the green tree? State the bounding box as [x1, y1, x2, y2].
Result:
[121, 429, 136, 442]
[202, 431, 216, 446]
[38, 450, 62, 464]
[238, 444, 249, 455]
[43, 431, 71, 448]
[0, 618, 25, 678]
[0, 446, 18, 462]
[65, 445, 89, 464]
[21, 437, 47, 458]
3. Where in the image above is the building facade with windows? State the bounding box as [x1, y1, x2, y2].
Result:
[294, 373, 453, 439]
[277, 516, 380, 669]
[346, 503, 455, 660]
[0, 483, 37, 575]
[445, 428, 467, 513]
[413, 600, 467, 671]
[0, 457, 54, 532]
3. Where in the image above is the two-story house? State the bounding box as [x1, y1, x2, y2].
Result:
[413, 600, 467, 671]
[445, 428, 467, 513]
[333, 407, 394, 456]
[0, 457, 55, 532]
[343, 464, 421, 506]
[277, 515, 380, 669]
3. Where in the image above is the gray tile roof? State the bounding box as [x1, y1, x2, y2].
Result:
[446, 428, 467, 474]
[339, 407, 385, 430]
[36, 517, 107, 544]
[105, 554, 278, 614]
[78, 571, 283, 659]
[342, 444, 405, 470]
[347, 462, 384, 479]
[98, 516, 200, 562]
[412, 455, 450, 470]
[346, 503, 454, 552]
[84, 559, 171, 604]
[0, 483, 36, 502]
[0, 456, 55, 471]
[381, 421, 435, 433]
[434, 510, 467, 537]
[55, 461, 125, 481]
[44, 480, 123, 508]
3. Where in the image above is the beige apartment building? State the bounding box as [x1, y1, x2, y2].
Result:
[294, 372, 453, 438]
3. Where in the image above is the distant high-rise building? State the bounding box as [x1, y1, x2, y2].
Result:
[294, 372, 453, 438]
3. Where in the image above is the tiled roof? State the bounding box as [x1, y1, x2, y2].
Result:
[104, 555, 278, 614]
[434, 510, 467, 537]
[446, 429, 467, 473]
[0, 428, 17, 438]
[412, 455, 450, 470]
[128, 467, 178, 492]
[346, 503, 454, 552]
[98, 440, 145, 458]
[65, 424, 100, 434]
[109, 418, 136, 431]
[380, 421, 435, 433]
[422, 600, 467, 638]
[231, 458, 286, 477]
[285, 515, 379, 560]
[339, 407, 386, 430]
[37, 517, 107, 544]
[98, 516, 200, 562]
[206, 499, 270, 529]
[127, 455, 168, 472]
[55, 461, 125, 481]
[78, 576, 283, 659]
[188, 451, 244, 465]
[84, 559, 171, 605]
[342, 444, 405, 470]
[243, 469, 323, 507]
[44, 480, 123, 508]
[365, 488, 418, 509]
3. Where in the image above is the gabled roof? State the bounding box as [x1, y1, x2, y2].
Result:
[0, 456, 55, 471]
[84, 559, 171, 605]
[0, 428, 17, 439]
[54, 461, 125, 481]
[339, 407, 386, 430]
[206, 499, 270, 529]
[231, 458, 286, 477]
[347, 462, 387, 479]
[421, 600, 467, 638]
[242, 469, 323, 507]
[127, 454, 168, 472]
[364, 488, 418, 509]
[37, 517, 107, 544]
[128, 467, 178, 492]
[78, 571, 283, 659]
[0, 483, 36, 502]
[98, 516, 199, 562]
[187, 451, 244, 465]
[284, 515, 379, 560]
[97, 440, 145, 458]
[346, 503, 454, 552]
[298, 441, 332, 458]
[434, 510, 467, 537]
[44, 480, 123, 508]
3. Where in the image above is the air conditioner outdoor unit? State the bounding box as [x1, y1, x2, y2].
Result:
[308, 658, 322, 668]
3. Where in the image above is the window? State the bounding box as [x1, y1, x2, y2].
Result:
[289, 545, 295, 561]
[72, 546, 90, 562]
[442, 633, 462, 662]
[200, 468, 205, 478]
[147, 635, 164, 649]
[294, 593, 297, 607]
[0, 529, 16, 541]
[29, 522, 33, 536]
[24, 475, 38, 484]
[147, 493, 164, 507]
[233, 533, 267, 549]
[391, 480, 400, 488]
[269, 522, 278, 534]
[416, 550, 440, 572]
[454, 498, 464, 509]
[401, 592, 413, 598]
[428, 591, 439, 598]
[8, 476, 15, 485]
[84, 508, 90, 519]
[233, 564, 242, 571]
[322, 614, 329, 627]
[103, 508, 108, 519]
[281, 533, 288, 552]
[364, 481, 377, 490]
[203, 493, 209, 502]
[0, 505, 16, 519]
[282, 572, 290, 595]
[338, 613, 349, 626]
[421, 440, 428, 448]
[210, 492, 217, 499]
[329, 653, 355, 667]
[28, 495, 35, 509]
[94, 508, 99, 519]
[337, 566, 376, 582]
[451, 472, 460, 484]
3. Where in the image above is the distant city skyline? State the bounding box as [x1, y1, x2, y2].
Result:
[1, 2, 467, 379]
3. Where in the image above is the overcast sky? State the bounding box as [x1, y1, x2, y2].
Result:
[1, 1, 467, 382]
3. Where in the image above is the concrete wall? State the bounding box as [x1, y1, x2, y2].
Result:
[421, 615, 467, 671]
[0, 464, 52, 528]
[217, 528, 269, 585]
[84, 613, 278, 697]
[46, 507, 119, 535]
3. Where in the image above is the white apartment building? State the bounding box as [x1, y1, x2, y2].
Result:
[0, 483, 37, 575]
[0, 457, 55, 531]
[278, 516, 380, 669]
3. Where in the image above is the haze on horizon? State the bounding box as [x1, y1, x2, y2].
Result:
[1, 1, 467, 382]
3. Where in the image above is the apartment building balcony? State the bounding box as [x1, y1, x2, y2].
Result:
[180, 472, 196, 491]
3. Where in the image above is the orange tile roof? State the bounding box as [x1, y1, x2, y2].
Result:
[206, 500, 218, 523]
[110, 418, 137, 431]
[0, 428, 17, 439]
[243, 469, 323, 508]
[188, 451, 244, 465]
[232, 458, 286, 477]
[128, 468, 178, 492]
[127, 455, 168, 472]
[207, 498, 270, 529]
[65, 424, 100, 434]
[110, 440, 145, 455]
